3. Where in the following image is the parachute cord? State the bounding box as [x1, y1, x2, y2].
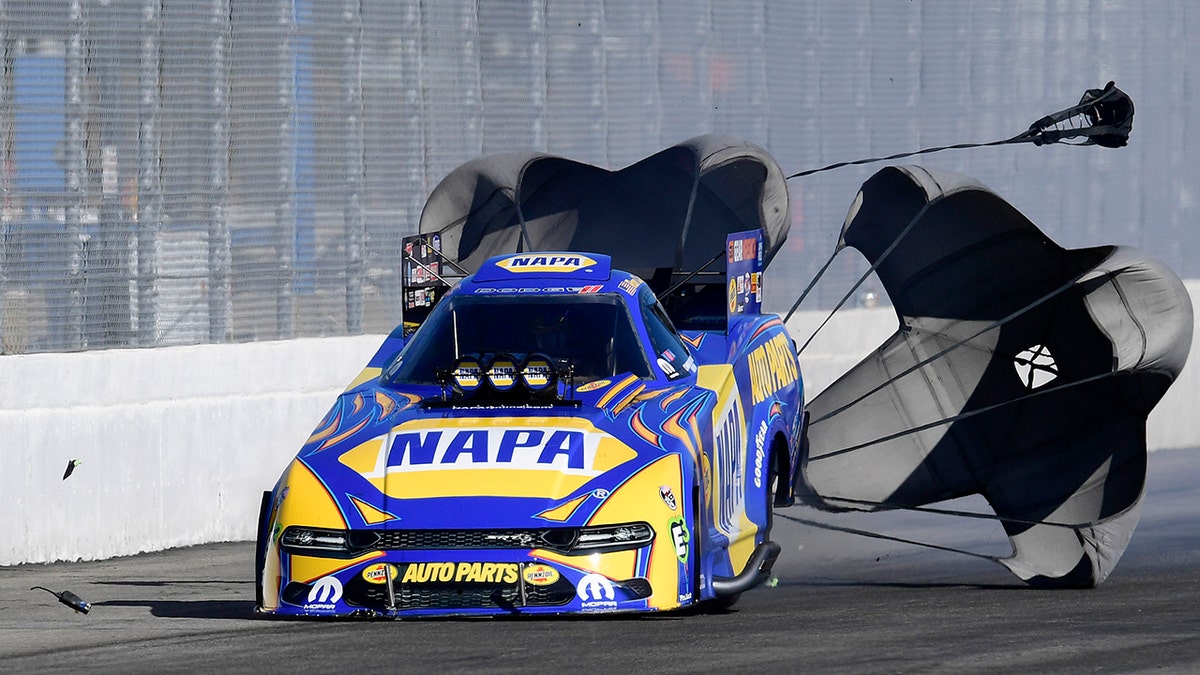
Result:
[784, 83, 1130, 180]
[809, 368, 1116, 461]
[773, 511, 999, 561]
[791, 194, 945, 355]
[808, 265, 1115, 426]
[802, 495, 1090, 530]
[786, 137, 1020, 180]
[783, 246, 840, 323]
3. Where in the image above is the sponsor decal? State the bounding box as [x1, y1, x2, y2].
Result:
[668, 516, 690, 564]
[578, 284, 603, 294]
[576, 379, 611, 393]
[401, 562, 519, 585]
[657, 357, 677, 377]
[387, 427, 604, 474]
[1014, 344, 1058, 388]
[474, 286, 595, 294]
[678, 592, 694, 604]
[305, 575, 343, 610]
[727, 235, 759, 264]
[713, 396, 745, 537]
[618, 277, 641, 295]
[659, 485, 677, 511]
[754, 420, 768, 489]
[495, 254, 597, 274]
[747, 332, 799, 405]
[362, 563, 399, 585]
[576, 573, 617, 611]
[522, 564, 561, 586]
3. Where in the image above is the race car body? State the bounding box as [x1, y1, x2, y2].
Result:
[255, 136, 808, 618]
[255, 243, 805, 618]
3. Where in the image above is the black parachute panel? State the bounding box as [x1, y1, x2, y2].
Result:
[416, 135, 790, 284]
[802, 165, 1192, 588]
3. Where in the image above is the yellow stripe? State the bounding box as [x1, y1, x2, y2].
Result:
[597, 374, 640, 408]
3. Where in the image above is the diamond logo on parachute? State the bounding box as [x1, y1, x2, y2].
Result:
[1013, 345, 1058, 389]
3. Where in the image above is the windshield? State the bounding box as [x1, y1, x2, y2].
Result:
[386, 294, 652, 385]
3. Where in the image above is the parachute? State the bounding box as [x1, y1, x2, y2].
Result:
[416, 135, 790, 285]
[800, 165, 1192, 588]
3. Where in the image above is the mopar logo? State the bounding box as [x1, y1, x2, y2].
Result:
[306, 576, 343, 606]
[387, 428, 602, 474]
[577, 573, 617, 610]
[496, 254, 597, 274]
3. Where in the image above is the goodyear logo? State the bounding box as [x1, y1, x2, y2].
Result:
[495, 254, 597, 274]
[401, 562, 519, 585]
[522, 564, 561, 586]
[387, 428, 602, 474]
[748, 332, 799, 405]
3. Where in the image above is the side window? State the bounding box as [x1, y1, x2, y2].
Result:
[639, 286, 696, 380]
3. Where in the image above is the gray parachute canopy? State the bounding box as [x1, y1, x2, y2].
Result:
[417, 135, 790, 282]
[802, 165, 1192, 588]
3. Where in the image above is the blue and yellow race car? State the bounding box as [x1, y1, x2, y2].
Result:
[255, 136, 808, 617]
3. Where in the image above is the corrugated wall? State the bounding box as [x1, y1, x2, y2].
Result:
[0, 0, 1195, 353]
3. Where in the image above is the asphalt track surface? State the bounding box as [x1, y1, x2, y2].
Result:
[3, 448, 1198, 674]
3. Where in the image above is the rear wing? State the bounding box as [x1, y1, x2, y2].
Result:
[660, 228, 764, 332]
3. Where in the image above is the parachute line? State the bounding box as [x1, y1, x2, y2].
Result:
[783, 247, 840, 323]
[774, 511, 1000, 562]
[791, 195, 946, 353]
[809, 369, 1116, 461]
[784, 83, 1131, 180]
[808, 496, 1093, 530]
[809, 266, 1104, 426]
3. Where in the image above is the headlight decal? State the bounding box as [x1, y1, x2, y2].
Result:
[348, 494, 398, 526]
[278, 459, 349, 531]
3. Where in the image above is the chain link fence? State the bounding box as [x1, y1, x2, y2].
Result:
[1, 0, 1196, 354]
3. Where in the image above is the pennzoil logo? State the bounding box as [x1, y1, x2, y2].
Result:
[495, 254, 597, 274]
[401, 562, 519, 584]
[522, 564, 561, 586]
[362, 563, 398, 585]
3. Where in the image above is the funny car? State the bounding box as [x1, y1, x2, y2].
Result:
[255, 136, 807, 618]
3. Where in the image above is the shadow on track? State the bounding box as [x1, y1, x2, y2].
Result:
[93, 599, 256, 619]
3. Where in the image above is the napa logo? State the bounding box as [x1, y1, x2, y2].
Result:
[383, 426, 605, 475]
[496, 253, 597, 274]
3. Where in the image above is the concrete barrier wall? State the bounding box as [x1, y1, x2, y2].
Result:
[0, 337, 385, 566]
[3, 282, 1196, 565]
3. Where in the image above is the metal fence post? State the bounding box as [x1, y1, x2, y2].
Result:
[0, 0, 9, 351]
[343, 0, 364, 335]
[64, 0, 86, 351]
[136, 0, 162, 346]
[275, 0, 295, 340]
[208, 0, 231, 342]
